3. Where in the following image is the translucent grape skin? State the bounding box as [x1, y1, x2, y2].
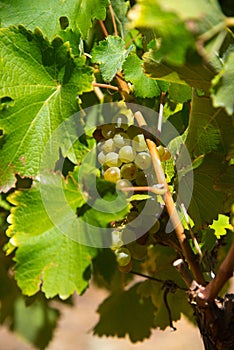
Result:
[135, 152, 151, 169]
[118, 260, 132, 273]
[105, 152, 122, 167]
[113, 132, 130, 148]
[103, 138, 116, 153]
[120, 163, 138, 180]
[104, 167, 121, 183]
[115, 247, 131, 266]
[119, 145, 136, 163]
[132, 134, 147, 152]
[101, 124, 116, 138]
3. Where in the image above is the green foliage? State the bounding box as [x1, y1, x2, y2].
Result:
[0, 0, 234, 348]
[91, 35, 133, 81]
[123, 54, 161, 97]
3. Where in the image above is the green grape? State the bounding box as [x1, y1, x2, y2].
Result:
[101, 124, 116, 138]
[157, 145, 165, 158]
[118, 260, 132, 273]
[116, 179, 133, 196]
[127, 241, 147, 260]
[97, 141, 105, 152]
[104, 167, 121, 183]
[119, 145, 136, 163]
[132, 134, 147, 152]
[148, 220, 160, 234]
[105, 152, 122, 167]
[135, 171, 148, 186]
[135, 152, 151, 169]
[126, 125, 141, 139]
[98, 151, 106, 165]
[115, 247, 131, 266]
[113, 132, 130, 148]
[120, 163, 138, 180]
[161, 148, 171, 161]
[103, 138, 116, 153]
[112, 113, 129, 129]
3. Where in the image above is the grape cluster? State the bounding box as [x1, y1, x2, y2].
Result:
[94, 114, 170, 271]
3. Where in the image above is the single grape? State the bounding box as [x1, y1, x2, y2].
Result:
[161, 148, 171, 161]
[127, 241, 147, 260]
[105, 152, 122, 167]
[157, 145, 165, 158]
[97, 141, 105, 152]
[119, 145, 136, 163]
[135, 152, 152, 169]
[118, 260, 132, 273]
[126, 125, 141, 139]
[101, 124, 116, 138]
[104, 167, 121, 183]
[135, 171, 148, 186]
[115, 247, 131, 266]
[116, 179, 132, 190]
[98, 151, 106, 165]
[112, 113, 129, 129]
[148, 220, 160, 234]
[113, 132, 130, 148]
[103, 138, 116, 153]
[132, 134, 147, 152]
[120, 163, 138, 180]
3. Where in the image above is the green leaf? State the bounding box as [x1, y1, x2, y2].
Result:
[209, 214, 233, 238]
[168, 83, 191, 103]
[93, 283, 156, 342]
[185, 92, 234, 158]
[123, 54, 160, 97]
[6, 172, 96, 298]
[143, 50, 215, 92]
[13, 297, 60, 349]
[181, 154, 227, 227]
[6, 166, 129, 298]
[0, 0, 108, 38]
[91, 36, 133, 82]
[129, 0, 194, 65]
[0, 26, 94, 192]
[211, 49, 234, 115]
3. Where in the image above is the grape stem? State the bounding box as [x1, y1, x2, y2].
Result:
[134, 110, 205, 286]
[98, 20, 108, 37]
[108, 1, 118, 36]
[92, 82, 119, 91]
[121, 186, 166, 195]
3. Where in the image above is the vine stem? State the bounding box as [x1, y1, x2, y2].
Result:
[198, 241, 234, 303]
[98, 20, 108, 37]
[92, 82, 119, 91]
[134, 110, 205, 285]
[108, 2, 118, 36]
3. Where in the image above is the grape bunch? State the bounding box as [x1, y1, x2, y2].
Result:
[94, 113, 171, 271]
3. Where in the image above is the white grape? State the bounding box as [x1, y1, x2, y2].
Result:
[113, 132, 130, 148]
[98, 151, 106, 165]
[135, 152, 151, 169]
[119, 145, 136, 163]
[103, 138, 116, 153]
[104, 167, 121, 183]
[120, 163, 138, 180]
[132, 134, 147, 152]
[105, 152, 122, 167]
[115, 247, 131, 266]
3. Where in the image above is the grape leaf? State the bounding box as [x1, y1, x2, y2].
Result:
[123, 54, 160, 98]
[129, 0, 194, 65]
[180, 154, 227, 227]
[168, 83, 191, 103]
[93, 283, 157, 342]
[185, 92, 234, 158]
[0, 26, 94, 192]
[209, 214, 233, 238]
[211, 49, 234, 115]
[143, 50, 215, 92]
[91, 36, 133, 82]
[6, 167, 129, 298]
[0, 0, 108, 38]
[13, 297, 60, 349]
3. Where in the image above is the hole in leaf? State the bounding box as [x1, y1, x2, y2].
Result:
[15, 174, 33, 189]
[59, 16, 69, 30]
